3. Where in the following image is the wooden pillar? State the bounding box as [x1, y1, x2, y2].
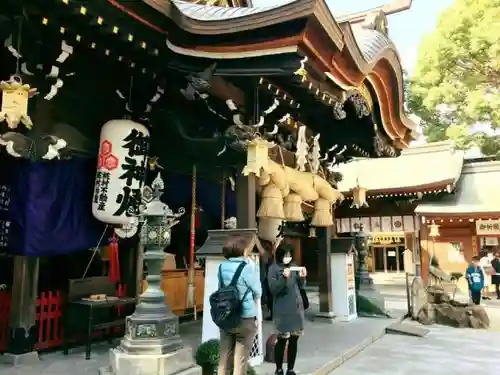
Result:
[419, 225, 430, 281]
[316, 226, 334, 319]
[237, 82, 258, 230]
[236, 175, 256, 229]
[383, 248, 388, 272]
[396, 248, 400, 272]
[292, 238, 302, 266]
[4, 256, 39, 361]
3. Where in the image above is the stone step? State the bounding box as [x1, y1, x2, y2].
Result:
[385, 322, 429, 337]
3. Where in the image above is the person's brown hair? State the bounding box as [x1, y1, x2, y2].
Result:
[222, 236, 249, 259]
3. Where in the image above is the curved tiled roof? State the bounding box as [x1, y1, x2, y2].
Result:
[336, 141, 464, 194]
[172, 0, 293, 21]
[415, 161, 500, 216]
[113, 0, 415, 140]
[351, 27, 397, 64]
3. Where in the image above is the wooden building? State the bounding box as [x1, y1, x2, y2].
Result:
[335, 141, 464, 273]
[416, 160, 500, 281]
[0, 0, 415, 358]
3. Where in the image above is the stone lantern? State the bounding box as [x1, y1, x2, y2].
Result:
[100, 173, 201, 375]
[354, 224, 385, 315]
[354, 224, 373, 289]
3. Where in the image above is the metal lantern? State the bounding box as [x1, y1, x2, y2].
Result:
[139, 174, 185, 248]
[429, 221, 440, 238]
[350, 185, 369, 209]
[119, 172, 185, 355]
[0, 78, 33, 130]
[241, 137, 273, 178]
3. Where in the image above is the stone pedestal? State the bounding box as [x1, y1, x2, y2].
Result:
[100, 346, 200, 375]
[99, 250, 201, 375]
[99, 234, 200, 375]
[410, 276, 426, 319]
[331, 252, 357, 322]
[354, 228, 386, 316]
[316, 227, 335, 322]
[201, 255, 224, 343]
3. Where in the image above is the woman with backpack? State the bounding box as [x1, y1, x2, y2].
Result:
[216, 236, 262, 375]
[268, 243, 308, 375]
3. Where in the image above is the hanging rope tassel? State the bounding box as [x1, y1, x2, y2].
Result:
[187, 164, 197, 319]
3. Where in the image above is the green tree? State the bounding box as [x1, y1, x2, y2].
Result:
[407, 0, 500, 155]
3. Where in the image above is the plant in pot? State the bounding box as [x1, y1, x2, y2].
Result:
[195, 339, 257, 375]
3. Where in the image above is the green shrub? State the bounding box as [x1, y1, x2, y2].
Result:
[195, 339, 220, 371]
[195, 339, 257, 375]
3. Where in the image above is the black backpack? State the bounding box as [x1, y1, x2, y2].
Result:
[210, 262, 249, 330]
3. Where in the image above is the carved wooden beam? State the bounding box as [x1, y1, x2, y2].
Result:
[209, 76, 245, 107]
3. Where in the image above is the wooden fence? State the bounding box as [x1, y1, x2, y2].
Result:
[0, 284, 127, 352]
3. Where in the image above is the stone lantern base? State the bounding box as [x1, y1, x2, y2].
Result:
[99, 345, 201, 375]
[99, 250, 202, 375]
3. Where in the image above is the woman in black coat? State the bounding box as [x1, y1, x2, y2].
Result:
[268, 243, 307, 375]
[491, 252, 500, 299]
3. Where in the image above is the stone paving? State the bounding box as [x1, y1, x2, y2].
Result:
[0, 314, 405, 375]
[7, 272, 500, 375]
[0, 286, 406, 375]
[328, 322, 500, 375]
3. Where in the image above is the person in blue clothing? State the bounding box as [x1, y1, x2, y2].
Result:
[466, 256, 485, 305]
[218, 236, 262, 375]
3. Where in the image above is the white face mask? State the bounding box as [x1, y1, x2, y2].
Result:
[283, 256, 292, 264]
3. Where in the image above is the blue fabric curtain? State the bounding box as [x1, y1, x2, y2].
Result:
[8, 158, 104, 256]
[2, 156, 233, 257]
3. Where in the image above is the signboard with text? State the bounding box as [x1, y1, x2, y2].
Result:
[476, 220, 500, 236]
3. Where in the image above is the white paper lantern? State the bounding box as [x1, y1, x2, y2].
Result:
[258, 218, 282, 242]
[92, 119, 150, 225]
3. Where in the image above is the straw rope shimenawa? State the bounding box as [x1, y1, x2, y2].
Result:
[248, 137, 343, 227]
[283, 193, 304, 222]
[311, 197, 334, 227]
[257, 183, 286, 219]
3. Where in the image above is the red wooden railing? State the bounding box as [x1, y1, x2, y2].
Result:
[0, 283, 128, 353]
[33, 290, 63, 350]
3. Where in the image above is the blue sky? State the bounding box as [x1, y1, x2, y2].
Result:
[251, 0, 455, 74]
